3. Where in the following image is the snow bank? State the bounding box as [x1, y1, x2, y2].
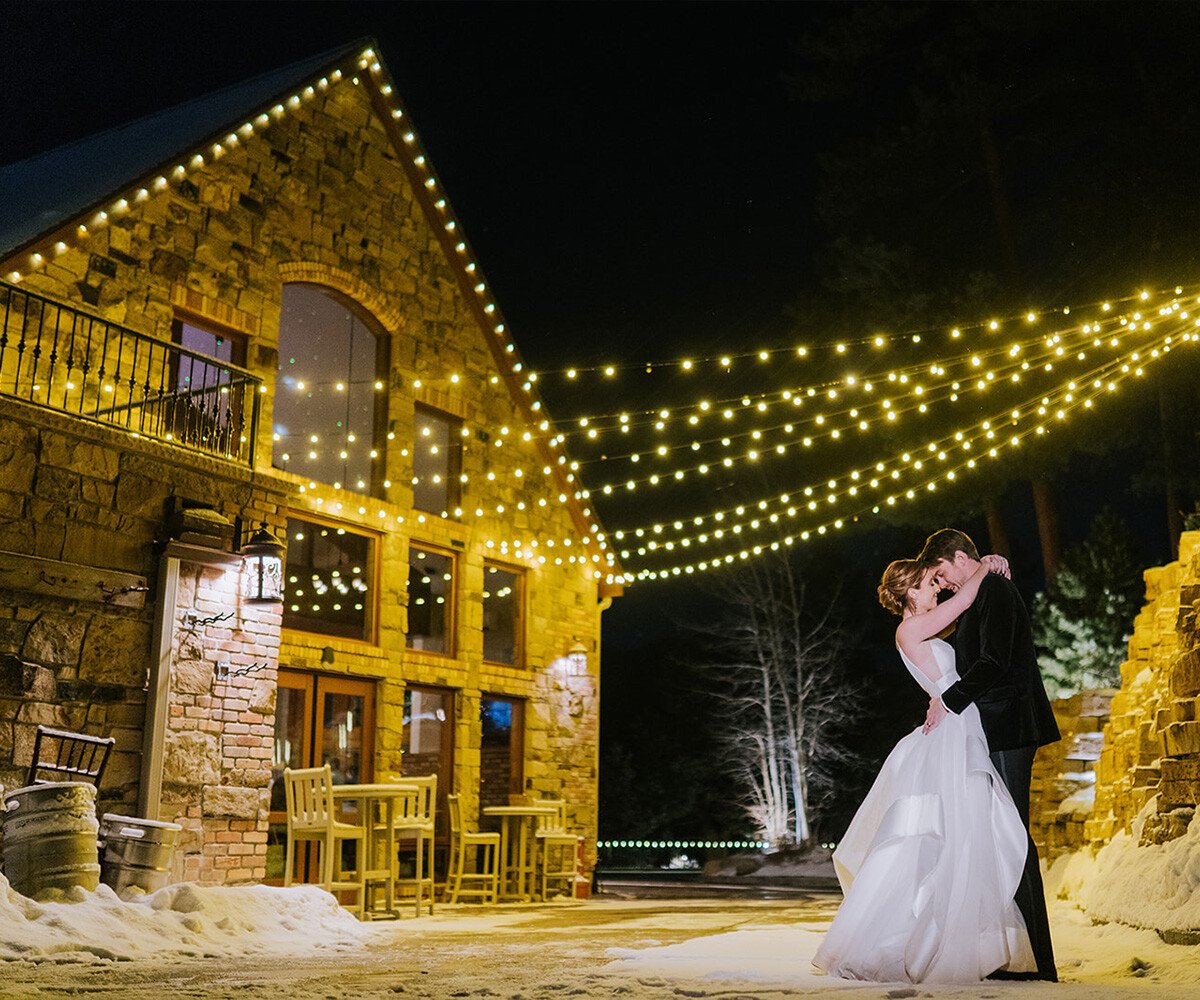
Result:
[1051, 802, 1200, 932]
[0, 872, 368, 962]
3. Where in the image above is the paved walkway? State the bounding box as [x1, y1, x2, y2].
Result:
[1, 893, 1196, 999]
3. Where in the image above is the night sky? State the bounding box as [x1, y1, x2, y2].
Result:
[7, 2, 1200, 839]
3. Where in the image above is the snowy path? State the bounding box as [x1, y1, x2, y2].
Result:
[0, 894, 1197, 999]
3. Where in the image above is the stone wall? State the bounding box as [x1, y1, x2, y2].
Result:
[1, 48, 610, 884]
[1084, 531, 1200, 848]
[1031, 689, 1113, 862]
[0, 399, 288, 878]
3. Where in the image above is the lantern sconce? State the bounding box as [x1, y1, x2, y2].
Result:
[567, 639, 589, 674]
[240, 521, 285, 603]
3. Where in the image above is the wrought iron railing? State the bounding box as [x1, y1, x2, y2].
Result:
[0, 280, 262, 466]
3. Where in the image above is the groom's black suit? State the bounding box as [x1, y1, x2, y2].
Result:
[941, 572, 1060, 982]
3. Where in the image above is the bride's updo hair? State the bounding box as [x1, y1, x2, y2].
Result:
[878, 558, 925, 616]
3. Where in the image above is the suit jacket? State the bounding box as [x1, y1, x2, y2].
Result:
[942, 573, 1060, 752]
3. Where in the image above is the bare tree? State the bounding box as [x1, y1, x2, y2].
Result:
[694, 554, 868, 847]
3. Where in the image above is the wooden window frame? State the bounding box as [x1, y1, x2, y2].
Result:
[480, 693, 525, 806]
[482, 559, 525, 669]
[405, 539, 458, 659]
[412, 403, 463, 515]
[281, 512, 382, 648]
[274, 283, 391, 499]
[401, 682, 457, 845]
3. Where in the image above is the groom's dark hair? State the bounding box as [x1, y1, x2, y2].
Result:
[919, 528, 980, 566]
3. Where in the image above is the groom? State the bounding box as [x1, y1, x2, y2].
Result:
[919, 528, 1060, 982]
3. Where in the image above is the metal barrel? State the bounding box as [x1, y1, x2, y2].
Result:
[99, 813, 182, 894]
[3, 782, 100, 897]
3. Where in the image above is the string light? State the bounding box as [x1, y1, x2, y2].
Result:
[578, 313, 1165, 496]
[1, 45, 615, 575]
[618, 326, 1192, 580]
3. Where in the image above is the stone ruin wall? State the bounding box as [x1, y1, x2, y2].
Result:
[1030, 530, 1200, 858]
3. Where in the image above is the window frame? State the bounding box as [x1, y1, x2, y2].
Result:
[404, 539, 458, 658]
[478, 693, 525, 810]
[481, 559, 525, 669]
[280, 512, 382, 647]
[411, 403, 463, 516]
[273, 282, 391, 498]
[401, 682, 457, 845]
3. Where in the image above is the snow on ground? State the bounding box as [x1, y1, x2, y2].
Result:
[2, 832, 1200, 998]
[604, 897, 1200, 992]
[0, 890, 1197, 998]
[1049, 803, 1200, 933]
[0, 872, 367, 962]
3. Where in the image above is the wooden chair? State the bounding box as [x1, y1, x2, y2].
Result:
[283, 765, 365, 917]
[27, 726, 115, 787]
[534, 799, 582, 900]
[446, 794, 499, 904]
[380, 774, 436, 916]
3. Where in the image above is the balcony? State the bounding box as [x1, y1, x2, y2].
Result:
[0, 280, 262, 467]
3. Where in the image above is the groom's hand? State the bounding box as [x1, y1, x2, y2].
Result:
[923, 697, 948, 734]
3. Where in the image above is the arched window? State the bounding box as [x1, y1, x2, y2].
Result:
[273, 284, 387, 496]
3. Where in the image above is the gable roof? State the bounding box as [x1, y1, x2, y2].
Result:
[0, 41, 365, 262]
[0, 38, 622, 591]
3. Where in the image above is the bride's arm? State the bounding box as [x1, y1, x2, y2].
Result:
[896, 556, 1004, 647]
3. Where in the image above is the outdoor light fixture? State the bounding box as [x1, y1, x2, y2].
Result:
[240, 522, 285, 603]
[567, 640, 588, 673]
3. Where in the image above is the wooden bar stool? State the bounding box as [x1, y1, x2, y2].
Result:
[534, 799, 582, 900]
[382, 774, 436, 916]
[446, 794, 499, 904]
[283, 765, 365, 917]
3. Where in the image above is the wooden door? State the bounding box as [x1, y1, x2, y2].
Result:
[266, 669, 375, 884]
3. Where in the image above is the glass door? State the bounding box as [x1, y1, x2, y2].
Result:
[479, 695, 524, 811]
[266, 669, 375, 884]
[402, 685, 456, 841]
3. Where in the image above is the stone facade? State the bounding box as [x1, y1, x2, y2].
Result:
[0, 46, 612, 884]
[1083, 532, 1200, 848]
[1030, 689, 1113, 862]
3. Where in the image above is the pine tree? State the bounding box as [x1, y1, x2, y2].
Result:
[1031, 510, 1144, 697]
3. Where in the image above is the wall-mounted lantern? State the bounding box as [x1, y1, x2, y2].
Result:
[240, 522, 285, 603]
[567, 639, 589, 674]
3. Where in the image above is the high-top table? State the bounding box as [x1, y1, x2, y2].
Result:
[332, 782, 419, 919]
[481, 804, 558, 902]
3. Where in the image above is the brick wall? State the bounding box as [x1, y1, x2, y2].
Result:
[162, 562, 281, 884]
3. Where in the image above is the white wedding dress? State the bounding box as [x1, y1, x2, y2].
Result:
[812, 637, 1035, 983]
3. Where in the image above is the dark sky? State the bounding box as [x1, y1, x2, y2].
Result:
[5, 1, 1197, 588]
[9, 2, 1200, 838]
[2, 2, 829, 362]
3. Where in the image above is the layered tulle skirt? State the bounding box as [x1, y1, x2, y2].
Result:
[813, 705, 1035, 983]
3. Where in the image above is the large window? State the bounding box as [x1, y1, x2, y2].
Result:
[274, 284, 388, 496]
[282, 517, 376, 642]
[406, 544, 455, 655]
[168, 316, 249, 454]
[402, 685, 455, 838]
[412, 405, 462, 515]
[479, 695, 524, 811]
[482, 563, 523, 666]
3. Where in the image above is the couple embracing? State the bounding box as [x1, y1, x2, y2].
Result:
[813, 528, 1060, 984]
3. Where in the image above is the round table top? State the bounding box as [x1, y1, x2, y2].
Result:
[481, 804, 559, 815]
[331, 783, 419, 797]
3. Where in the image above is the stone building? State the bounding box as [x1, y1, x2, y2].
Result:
[0, 40, 620, 886]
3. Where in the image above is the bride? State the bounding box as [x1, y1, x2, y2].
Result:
[812, 555, 1036, 983]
